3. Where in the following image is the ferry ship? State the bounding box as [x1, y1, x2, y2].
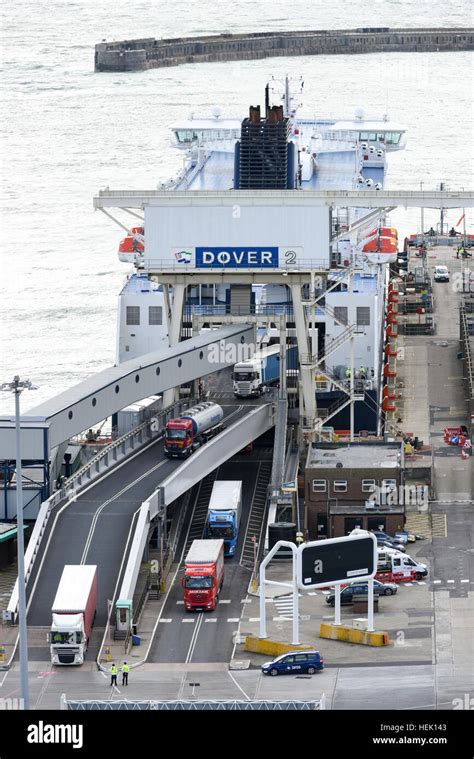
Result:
[112, 77, 408, 435]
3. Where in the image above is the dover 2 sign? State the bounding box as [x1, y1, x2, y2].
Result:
[296, 534, 377, 590]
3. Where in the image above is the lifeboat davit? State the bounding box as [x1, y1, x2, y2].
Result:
[118, 227, 144, 263]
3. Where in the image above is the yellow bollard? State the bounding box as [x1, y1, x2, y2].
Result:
[159, 580, 166, 593]
[0, 645, 5, 663]
[105, 646, 111, 662]
[251, 578, 258, 594]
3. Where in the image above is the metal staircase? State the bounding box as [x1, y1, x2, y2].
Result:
[241, 460, 272, 570]
[182, 470, 219, 561]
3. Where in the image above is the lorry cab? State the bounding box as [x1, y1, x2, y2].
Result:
[182, 539, 225, 611]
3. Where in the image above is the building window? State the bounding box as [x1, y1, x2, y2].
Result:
[333, 480, 347, 493]
[149, 306, 163, 326]
[312, 479, 327, 493]
[126, 306, 140, 326]
[362, 479, 376, 493]
[334, 306, 348, 325]
[382, 479, 397, 491]
[357, 306, 370, 326]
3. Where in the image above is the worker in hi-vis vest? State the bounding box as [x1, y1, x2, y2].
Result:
[122, 662, 130, 686]
[110, 663, 118, 686]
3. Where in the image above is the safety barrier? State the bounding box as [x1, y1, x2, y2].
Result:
[319, 622, 390, 646]
[244, 636, 314, 657]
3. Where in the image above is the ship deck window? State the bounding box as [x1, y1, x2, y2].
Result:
[149, 306, 163, 326]
[126, 306, 140, 325]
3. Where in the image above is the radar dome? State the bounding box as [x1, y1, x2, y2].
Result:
[212, 105, 222, 119]
[354, 107, 365, 121]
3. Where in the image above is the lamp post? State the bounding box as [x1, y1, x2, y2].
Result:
[0, 376, 38, 710]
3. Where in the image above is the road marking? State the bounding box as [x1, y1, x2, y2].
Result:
[220, 600, 231, 604]
[404, 583, 412, 586]
[205, 618, 217, 623]
[182, 618, 195, 623]
[308, 592, 318, 596]
[248, 617, 260, 622]
[100, 671, 107, 679]
[227, 618, 240, 623]
[447, 580, 455, 583]
[433, 580, 442, 584]
[159, 619, 172, 623]
[176, 601, 184, 605]
[461, 579, 470, 583]
[417, 581, 426, 585]
[241, 599, 252, 603]
[185, 613, 204, 663]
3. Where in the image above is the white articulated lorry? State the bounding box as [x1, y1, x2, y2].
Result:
[49, 565, 98, 665]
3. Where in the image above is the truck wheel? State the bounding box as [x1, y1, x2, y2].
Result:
[415, 572, 422, 580]
[269, 668, 279, 677]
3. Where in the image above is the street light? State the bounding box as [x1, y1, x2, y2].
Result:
[0, 376, 38, 711]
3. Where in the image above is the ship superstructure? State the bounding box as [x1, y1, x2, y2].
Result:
[114, 77, 406, 435]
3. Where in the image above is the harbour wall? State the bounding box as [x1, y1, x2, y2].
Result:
[94, 27, 474, 72]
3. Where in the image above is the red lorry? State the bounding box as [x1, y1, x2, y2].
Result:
[164, 402, 225, 458]
[181, 539, 225, 611]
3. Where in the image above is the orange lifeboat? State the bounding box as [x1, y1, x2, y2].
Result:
[118, 227, 144, 263]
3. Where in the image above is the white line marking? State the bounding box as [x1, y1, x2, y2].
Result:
[447, 580, 455, 583]
[417, 581, 426, 585]
[433, 580, 442, 584]
[176, 601, 184, 605]
[100, 671, 107, 679]
[182, 618, 195, 623]
[219, 600, 231, 604]
[248, 617, 260, 622]
[461, 579, 469, 583]
[205, 618, 217, 623]
[159, 619, 172, 623]
[227, 618, 240, 623]
[185, 613, 204, 663]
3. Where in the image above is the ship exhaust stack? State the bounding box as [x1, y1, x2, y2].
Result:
[235, 97, 293, 189]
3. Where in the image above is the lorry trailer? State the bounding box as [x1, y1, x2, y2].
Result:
[164, 402, 224, 458]
[205, 480, 242, 556]
[49, 565, 98, 665]
[181, 539, 225, 611]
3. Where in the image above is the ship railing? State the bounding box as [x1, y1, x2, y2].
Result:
[142, 258, 330, 273]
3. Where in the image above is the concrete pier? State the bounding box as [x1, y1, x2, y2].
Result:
[95, 27, 474, 72]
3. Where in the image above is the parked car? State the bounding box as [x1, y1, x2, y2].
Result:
[434, 265, 449, 282]
[261, 650, 324, 676]
[326, 580, 397, 607]
[370, 530, 407, 550]
[375, 537, 406, 552]
[393, 530, 415, 544]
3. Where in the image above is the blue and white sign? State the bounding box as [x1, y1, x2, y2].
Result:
[171, 247, 303, 268]
[196, 247, 278, 268]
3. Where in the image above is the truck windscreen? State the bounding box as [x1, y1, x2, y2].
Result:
[208, 526, 234, 538]
[185, 576, 213, 588]
[167, 429, 186, 440]
[50, 632, 73, 644]
[233, 372, 257, 381]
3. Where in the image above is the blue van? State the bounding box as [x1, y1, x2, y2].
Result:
[261, 650, 324, 676]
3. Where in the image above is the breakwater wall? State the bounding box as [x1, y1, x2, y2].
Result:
[95, 27, 474, 72]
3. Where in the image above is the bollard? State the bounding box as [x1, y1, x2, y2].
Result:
[0, 645, 5, 662]
[105, 646, 111, 662]
[159, 580, 166, 593]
